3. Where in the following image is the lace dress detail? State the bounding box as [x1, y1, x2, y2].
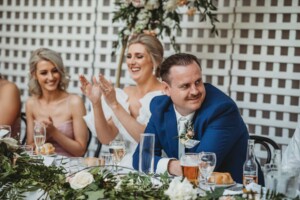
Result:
[83, 88, 163, 168]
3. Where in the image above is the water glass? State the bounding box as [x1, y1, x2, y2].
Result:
[180, 153, 200, 186]
[139, 133, 155, 174]
[109, 140, 126, 172]
[206, 174, 216, 191]
[19, 145, 34, 156]
[263, 163, 279, 192]
[99, 152, 113, 166]
[199, 152, 216, 187]
[0, 125, 11, 138]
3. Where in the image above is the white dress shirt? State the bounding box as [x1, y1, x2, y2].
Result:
[156, 107, 195, 174]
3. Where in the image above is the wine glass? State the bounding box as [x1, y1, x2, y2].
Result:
[109, 140, 126, 173]
[33, 121, 46, 155]
[199, 152, 216, 189]
[0, 125, 11, 138]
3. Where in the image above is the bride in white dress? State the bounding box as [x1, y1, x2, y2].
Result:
[79, 34, 164, 168]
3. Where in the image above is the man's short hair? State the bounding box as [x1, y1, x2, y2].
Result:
[159, 53, 202, 84]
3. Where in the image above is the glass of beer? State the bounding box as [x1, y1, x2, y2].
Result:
[180, 153, 200, 186]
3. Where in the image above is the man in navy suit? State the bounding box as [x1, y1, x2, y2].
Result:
[133, 53, 262, 184]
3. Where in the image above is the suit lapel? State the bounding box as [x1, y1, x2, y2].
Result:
[165, 107, 179, 158]
[187, 111, 202, 152]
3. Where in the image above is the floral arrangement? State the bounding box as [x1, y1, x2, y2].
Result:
[0, 138, 290, 200]
[165, 177, 198, 199]
[112, 0, 218, 52]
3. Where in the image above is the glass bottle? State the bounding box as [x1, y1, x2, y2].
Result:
[243, 139, 258, 187]
[271, 149, 281, 169]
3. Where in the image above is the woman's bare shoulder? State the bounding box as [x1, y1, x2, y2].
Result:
[68, 93, 84, 106]
[25, 96, 38, 110]
[0, 80, 19, 94]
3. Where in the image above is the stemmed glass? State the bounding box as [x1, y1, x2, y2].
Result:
[109, 140, 126, 173]
[199, 152, 216, 189]
[0, 125, 11, 138]
[33, 121, 46, 155]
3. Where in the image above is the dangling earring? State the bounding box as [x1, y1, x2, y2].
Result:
[153, 66, 156, 75]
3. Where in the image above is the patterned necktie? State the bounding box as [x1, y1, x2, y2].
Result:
[178, 117, 188, 159]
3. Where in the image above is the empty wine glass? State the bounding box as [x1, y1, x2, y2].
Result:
[199, 152, 216, 189]
[109, 140, 126, 173]
[0, 125, 11, 138]
[33, 121, 46, 155]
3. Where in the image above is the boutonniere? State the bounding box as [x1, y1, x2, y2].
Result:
[178, 120, 200, 149]
[179, 120, 195, 143]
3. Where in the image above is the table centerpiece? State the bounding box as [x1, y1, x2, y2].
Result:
[0, 138, 292, 200]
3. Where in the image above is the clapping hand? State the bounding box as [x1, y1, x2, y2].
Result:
[79, 75, 102, 104]
[98, 74, 117, 108]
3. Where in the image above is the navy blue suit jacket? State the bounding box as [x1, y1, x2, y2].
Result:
[133, 83, 263, 184]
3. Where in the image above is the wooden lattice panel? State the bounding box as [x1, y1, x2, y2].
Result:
[231, 0, 300, 161]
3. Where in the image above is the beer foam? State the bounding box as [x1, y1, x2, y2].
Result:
[182, 156, 198, 166]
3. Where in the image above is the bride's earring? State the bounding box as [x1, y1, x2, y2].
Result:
[153, 66, 156, 75]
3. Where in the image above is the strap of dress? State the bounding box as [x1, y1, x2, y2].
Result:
[66, 94, 71, 114]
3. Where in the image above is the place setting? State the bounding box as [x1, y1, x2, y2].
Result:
[179, 151, 241, 197]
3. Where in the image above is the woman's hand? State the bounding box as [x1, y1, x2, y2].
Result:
[41, 116, 56, 140]
[98, 74, 118, 108]
[79, 75, 102, 105]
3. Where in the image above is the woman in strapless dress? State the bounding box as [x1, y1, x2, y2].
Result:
[25, 48, 88, 157]
[79, 34, 164, 168]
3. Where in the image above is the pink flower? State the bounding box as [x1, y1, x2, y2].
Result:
[132, 0, 145, 8]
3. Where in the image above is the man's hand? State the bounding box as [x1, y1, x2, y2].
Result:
[168, 160, 182, 176]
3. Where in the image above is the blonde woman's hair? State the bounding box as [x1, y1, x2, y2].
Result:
[128, 34, 164, 77]
[28, 48, 69, 96]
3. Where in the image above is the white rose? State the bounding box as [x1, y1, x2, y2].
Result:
[123, 29, 131, 35]
[163, 0, 178, 12]
[165, 177, 197, 200]
[137, 10, 149, 20]
[163, 17, 175, 27]
[2, 138, 19, 150]
[69, 171, 94, 190]
[145, 0, 160, 10]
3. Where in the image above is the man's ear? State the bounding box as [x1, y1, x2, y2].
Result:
[162, 81, 171, 96]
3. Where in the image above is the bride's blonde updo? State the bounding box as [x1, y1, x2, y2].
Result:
[127, 34, 164, 77]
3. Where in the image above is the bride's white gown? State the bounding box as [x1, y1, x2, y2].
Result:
[84, 88, 163, 168]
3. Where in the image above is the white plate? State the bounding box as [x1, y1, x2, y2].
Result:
[42, 153, 57, 157]
[215, 181, 236, 188]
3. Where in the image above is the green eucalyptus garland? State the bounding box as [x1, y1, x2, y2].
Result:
[0, 138, 297, 200]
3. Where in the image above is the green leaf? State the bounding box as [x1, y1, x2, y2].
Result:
[85, 190, 104, 199]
